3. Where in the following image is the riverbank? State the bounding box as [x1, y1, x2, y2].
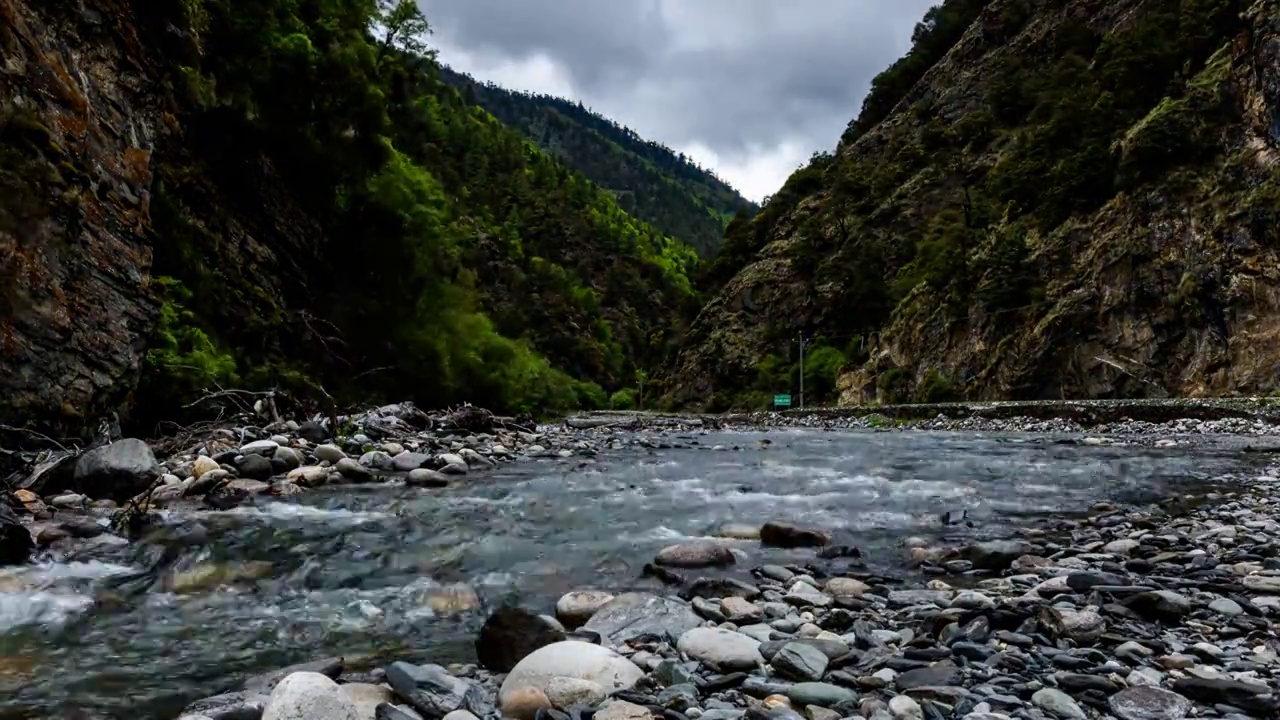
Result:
[2, 402, 1279, 718]
[573, 396, 1280, 432]
[171, 458, 1280, 720]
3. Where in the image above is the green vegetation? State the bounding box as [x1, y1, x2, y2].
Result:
[128, 0, 701, 424]
[672, 0, 1255, 408]
[441, 67, 757, 257]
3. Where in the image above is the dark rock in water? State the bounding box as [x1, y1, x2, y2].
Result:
[816, 545, 862, 559]
[654, 541, 736, 568]
[940, 510, 968, 526]
[642, 563, 686, 585]
[236, 453, 274, 481]
[71, 438, 160, 502]
[180, 690, 268, 720]
[57, 517, 106, 539]
[476, 606, 565, 672]
[582, 593, 702, 645]
[1107, 685, 1192, 720]
[681, 577, 761, 601]
[298, 420, 331, 443]
[386, 661, 488, 717]
[242, 656, 344, 693]
[962, 540, 1036, 571]
[0, 503, 34, 566]
[760, 521, 831, 548]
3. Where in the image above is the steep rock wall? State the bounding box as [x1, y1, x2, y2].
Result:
[0, 0, 161, 431]
[667, 0, 1280, 409]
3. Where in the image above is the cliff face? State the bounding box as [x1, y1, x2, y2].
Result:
[0, 0, 162, 430]
[667, 0, 1280, 409]
[0, 0, 329, 434]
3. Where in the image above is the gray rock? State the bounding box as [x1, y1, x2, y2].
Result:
[335, 458, 373, 482]
[1038, 605, 1106, 644]
[786, 682, 857, 708]
[72, 438, 160, 501]
[181, 691, 269, 720]
[392, 452, 432, 472]
[582, 593, 702, 645]
[1108, 686, 1192, 720]
[385, 662, 486, 718]
[499, 641, 643, 704]
[313, 444, 346, 463]
[237, 454, 274, 481]
[1031, 688, 1085, 719]
[375, 704, 425, 720]
[406, 468, 450, 487]
[261, 671, 358, 720]
[239, 439, 280, 456]
[555, 590, 615, 628]
[677, 627, 764, 671]
[773, 642, 828, 681]
[1208, 597, 1243, 616]
[655, 541, 736, 568]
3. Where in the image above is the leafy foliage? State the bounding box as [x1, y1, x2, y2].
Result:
[132, 0, 697, 420]
[440, 67, 757, 257]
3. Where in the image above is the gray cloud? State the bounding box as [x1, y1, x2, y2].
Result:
[415, 0, 938, 197]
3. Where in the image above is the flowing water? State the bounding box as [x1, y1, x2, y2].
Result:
[0, 428, 1269, 718]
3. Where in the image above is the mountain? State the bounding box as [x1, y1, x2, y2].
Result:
[438, 67, 757, 257]
[666, 0, 1280, 410]
[0, 0, 698, 433]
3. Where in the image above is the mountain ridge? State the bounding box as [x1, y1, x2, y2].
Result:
[666, 0, 1280, 410]
[439, 66, 757, 257]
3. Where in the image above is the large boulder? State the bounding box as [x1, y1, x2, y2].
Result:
[498, 641, 643, 707]
[475, 606, 566, 672]
[676, 627, 764, 671]
[0, 503, 33, 566]
[261, 671, 359, 720]
[72, 439, 160, 502]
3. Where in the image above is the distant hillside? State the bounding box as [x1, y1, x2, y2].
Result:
[440, 67, 757, 257]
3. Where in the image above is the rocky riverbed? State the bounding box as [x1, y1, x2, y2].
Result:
[2, 404, 1280, 719]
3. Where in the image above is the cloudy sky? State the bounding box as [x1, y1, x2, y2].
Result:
[415, 0, 938, 202]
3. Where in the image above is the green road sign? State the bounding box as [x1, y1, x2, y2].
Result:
[774, 394, 792, 408]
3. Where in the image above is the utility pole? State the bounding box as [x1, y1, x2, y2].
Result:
[797, 334, 810, 410]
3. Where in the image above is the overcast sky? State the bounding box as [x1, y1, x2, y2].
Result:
[415, 0, 939, 202]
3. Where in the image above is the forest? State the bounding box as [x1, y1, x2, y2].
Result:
[127, 0, 705, 425]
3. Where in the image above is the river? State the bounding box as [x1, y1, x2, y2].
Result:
[0, 427, 1268, 718]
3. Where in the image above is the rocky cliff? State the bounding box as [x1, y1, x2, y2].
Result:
[0, 0, 162, 431]
[0, 0, 703, 434]
[667, 0, 1280, 410]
